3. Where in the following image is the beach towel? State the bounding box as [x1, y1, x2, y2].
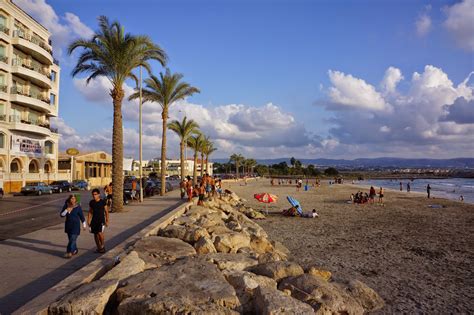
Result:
[286, 196, 303, 215]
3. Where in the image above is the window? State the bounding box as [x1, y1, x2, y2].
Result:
[0, 103, 4, 121]
[51, 70, 56, 82]
[29, 160, 39, 173]
[10, 158, 20, 173]
[0, 132, 5, 149]
[28, 112, 38, 124]
[0, 45, 5, 61]
[0, 15, 6, 32]
[45, 141, 53, 154]
[50, 93, 56, 106]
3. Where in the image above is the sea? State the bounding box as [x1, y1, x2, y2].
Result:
[355, 178, 474, 204]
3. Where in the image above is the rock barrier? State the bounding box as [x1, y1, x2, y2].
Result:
[47, 191, 384, 314]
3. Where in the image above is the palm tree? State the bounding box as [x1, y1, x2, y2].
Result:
[229, 153, 244, 178]
[168, 116, 200, 181]
[129, 69, 199, 195]
[203, 140, 217, 175]
[200, 136, 210, 177]
[68, 16, 166, 212]
[187, 134, 205, 184]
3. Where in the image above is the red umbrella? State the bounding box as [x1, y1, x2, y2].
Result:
[254, 193, 278, 214]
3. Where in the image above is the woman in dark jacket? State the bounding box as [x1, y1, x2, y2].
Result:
[60, 195, 86, 258]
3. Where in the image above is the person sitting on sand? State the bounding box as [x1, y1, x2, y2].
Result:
[303, 209, 318, 218]
[282, 206, 299, 217]
[350, 193, 355, 203]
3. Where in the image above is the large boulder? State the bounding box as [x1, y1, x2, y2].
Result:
[157, 224, 186, 240]
[249, 261, 304, 282]
[223, 270, 277, 313]
[133, 236, 196, 267]
[194, 236, 217, 254]
[278, 274, 365, 314]
[172, 215, 197, 226]
[306, 266, 332, 282]
[49, 279, 118, 315]
[254, 285, 315, 315]
[101, 251, 145, 282]
[214, 232, 251, 253]
[116, 257, 240, 314]
[345, 280, 384, 312]
[186, 205, 215, 219]
[183, 225, 211, 244]
[258, 251, 287, 264]
[250, 235, 274, 254]
[203, 253, 259, 271]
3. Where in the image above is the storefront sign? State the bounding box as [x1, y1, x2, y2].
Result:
[66, 148, 80, 156]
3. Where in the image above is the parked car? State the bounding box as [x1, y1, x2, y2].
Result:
[168, 175, 180, 181]
[72, 180, 89, 191]
[123, 181, 140, 200]
[21, 182, 53, 196]
[50, 180, 72, 193]
[151, 179, 173, 192]
[144, 180, 160, 197]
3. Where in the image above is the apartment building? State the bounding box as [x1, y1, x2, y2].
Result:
[0, 0, 61, 193]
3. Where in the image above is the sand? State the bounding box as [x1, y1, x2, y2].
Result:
[227, 179, 474, 314]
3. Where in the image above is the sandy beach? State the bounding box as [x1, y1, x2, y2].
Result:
[228, 179, 474, 314]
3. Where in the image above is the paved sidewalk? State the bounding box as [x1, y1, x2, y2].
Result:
[0, 191, 184, 314]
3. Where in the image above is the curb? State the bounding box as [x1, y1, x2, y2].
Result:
[14, 200, 192, 315]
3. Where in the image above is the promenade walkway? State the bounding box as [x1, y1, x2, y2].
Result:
[0, 191, 184, 314]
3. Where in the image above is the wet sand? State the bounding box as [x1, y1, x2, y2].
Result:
[228, 179, 474, 314]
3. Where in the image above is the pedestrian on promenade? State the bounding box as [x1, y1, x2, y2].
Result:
[60, 194, 86, 258]
[87, 188, 109, 253]
[186, 176, 193, 202]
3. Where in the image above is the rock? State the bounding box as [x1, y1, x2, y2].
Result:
[158, 224, 186, 240]
[214, 232, 251, 253]
[250, 235, 274, 254]
[223, 270, 278, 313]
[278, 274, 365, 314]
[195, 216, 226, 230]
[249, 261, 304, 282]
[254, 285, 315, 314]
[133, 236, 196, 267]
[172, 215, 196, 226]
[207, 225, 232, 236]
[203, 253, 259, 271]
[219, 203, 235, 214]
[186, 205, 215, 219]
[194, 236, 217, 254]
[204, 211, 228, 223]
[271, 241, 290, 257]
[346, 280, 384, 312]
[237, 247, 259, 259]
[101, 251, 145, 282]
[258, 252, 286, 264]
[226, 219, 242, 232]
[49, 279, 118, 315]
[306, 266, 332, 281]
[183, 226, 211, 243]
[116, 257, 240, 314]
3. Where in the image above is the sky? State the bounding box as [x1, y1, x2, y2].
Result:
[15, 0, 474, 160]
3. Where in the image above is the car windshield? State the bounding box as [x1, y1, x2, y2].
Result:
[26, 182, 40, 186]
[51, 181, 61, 185]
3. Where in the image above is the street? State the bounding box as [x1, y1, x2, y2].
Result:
[0, 190, 92, 241]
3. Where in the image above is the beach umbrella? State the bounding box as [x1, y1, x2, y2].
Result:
[286, 195, 303, 215]
[254, 193, 278, 214]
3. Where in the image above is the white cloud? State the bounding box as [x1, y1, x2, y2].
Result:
[415, 13, 432, 37]
[322, 65, 474, 158]
[14, 0, 93, 57]
[327, 70, 389, 111]
[443, 0, 474, 51]
[381, 66, 404, 94]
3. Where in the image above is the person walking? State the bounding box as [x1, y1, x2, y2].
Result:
[407, 182, 411, 193]
[399, 182, 403, 191]
[427, 184, 431, 198]
[60, 195, 86, 258]
[87, 188, 109, 253]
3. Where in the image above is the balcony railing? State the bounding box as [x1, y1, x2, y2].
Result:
[9, 115, 20, 123]
[12, 58, 51, 78]
[0, 56, 8, 64]
[0, 85, 7, 93]
[0, 25, 9, 36]
[0, 114, 6, 122]
[50, 127, 58, 133]
[9, 114, 55, 132]
[10, 86, 50, 104]
[12, 30, 53, 56]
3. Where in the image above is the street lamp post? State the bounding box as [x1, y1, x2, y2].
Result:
[139, 66, 143, 202]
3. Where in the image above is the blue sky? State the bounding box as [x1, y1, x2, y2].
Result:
[16, 0, 474, 159]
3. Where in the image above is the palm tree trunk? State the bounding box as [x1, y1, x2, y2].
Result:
[180, 140, 185, 180]
[111, 87, 124, 212]
[200, 151, 204, 178]
[236, 162, 239, 178]
[160, 110, 168, 196]
[193, 149, 198, 185]
[205, 155, 209, 176]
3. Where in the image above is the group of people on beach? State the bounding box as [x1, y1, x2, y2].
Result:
[60, 188, 109, 258]
[350, 186, 384, 205]
[180, 174, 223, 205]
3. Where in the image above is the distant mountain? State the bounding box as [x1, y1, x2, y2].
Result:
[212, 157, 474, 169]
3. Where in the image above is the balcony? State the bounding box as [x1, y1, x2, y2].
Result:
[0, 25, 10, 42]
[0, 114, 6, 122]
[8, 114, 53, 136]
[10, 87, 55, 115]
[11, 59, 51, 88]
[11, 31, 53, 65]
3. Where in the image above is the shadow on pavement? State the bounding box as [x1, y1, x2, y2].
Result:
[0, 199, 183, 314]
